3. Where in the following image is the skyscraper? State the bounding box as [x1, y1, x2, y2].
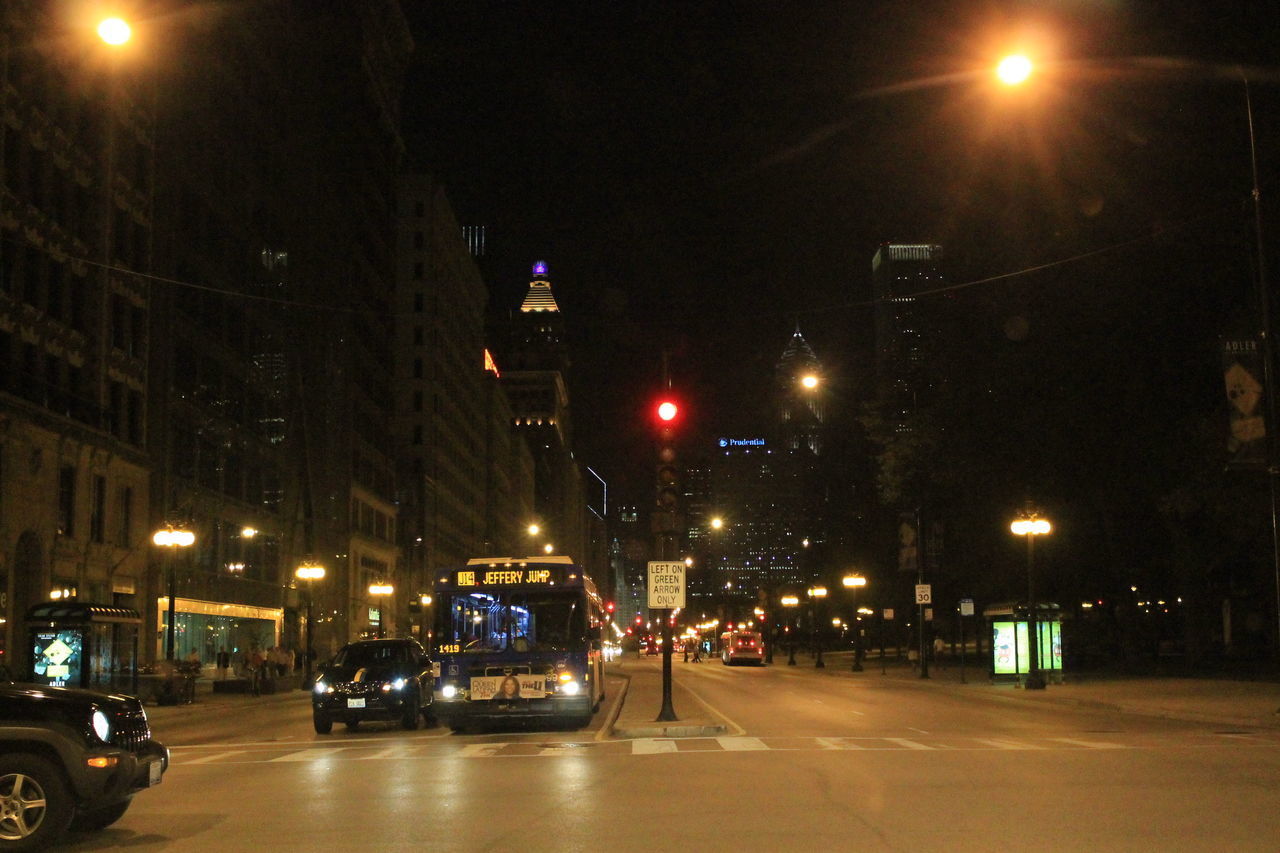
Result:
[871, 243, 945, 430]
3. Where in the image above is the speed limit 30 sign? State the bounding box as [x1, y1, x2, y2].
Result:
[915, 584, 932, 604]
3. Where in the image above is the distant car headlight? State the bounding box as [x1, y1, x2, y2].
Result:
[560, 680, 581, 696]
[442, 684, 458, 699]
[392, 678, 406, 690]
[314, 681, 327, 694]
[91, 710, 111, 742]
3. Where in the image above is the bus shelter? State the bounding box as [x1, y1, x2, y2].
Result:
[984, 602, 1063, 685]
[25, 603, 141, 694]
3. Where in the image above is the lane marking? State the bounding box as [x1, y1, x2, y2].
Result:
[907, 727, 929, 734]
[632, 739, 678, 755]
[716, 736, 768, 751]
[457, 744, 504, 758]
[355, 747, 414, 760]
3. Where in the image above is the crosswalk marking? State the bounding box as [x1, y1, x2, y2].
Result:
[1049, 737, 1126, 750]
[883, 738, 935, 750]
[632, 739, 677, 754]
[717, 736, 768, 751]
[816, 737, 862, 750]
[166, 731, 1268, 767]
[270, 749, 336, 762]
[975, 738, 1045, 750]
[183, 750, 246, 765]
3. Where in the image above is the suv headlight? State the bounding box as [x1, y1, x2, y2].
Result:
[314, 680, 328, 694]
[92, 710, 111, 742]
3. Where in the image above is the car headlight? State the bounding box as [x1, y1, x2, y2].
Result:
[91, 710, 111, 742]
[441, 684, 458, 699]
[314, 681, 327, 694]
[392, 678, 406, 690]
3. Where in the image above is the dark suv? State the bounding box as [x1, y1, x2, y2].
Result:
[312, 639, 435, 733]
[0, 668, 169, 850]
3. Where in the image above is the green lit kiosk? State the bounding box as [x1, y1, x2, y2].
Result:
[984, 602, 1063, 685]
[24, 603, 142, 694]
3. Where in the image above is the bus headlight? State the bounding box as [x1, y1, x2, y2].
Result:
[442, 684, 458, 699]
[560, 680, 581, 696]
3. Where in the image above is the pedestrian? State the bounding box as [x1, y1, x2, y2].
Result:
[215, 647, 230, 680]
[933, 635, 945, 670]
[249, 647, 266, 696]
[286, 646, 296, 675]
[274, 646, 287, 678]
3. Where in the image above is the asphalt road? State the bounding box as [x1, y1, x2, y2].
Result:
[62, 661, 1280, 852]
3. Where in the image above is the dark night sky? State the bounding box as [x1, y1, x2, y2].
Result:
[399, 1, 1280, 503]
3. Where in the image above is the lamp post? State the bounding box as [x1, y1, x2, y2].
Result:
[368, 582, 394, 638]
[807, 586, 828, 667]
[295, 560, 325, 682]
[152, 524, 195, 661]
[1010, 511, 1052, 690]
[418, 593, 433, 644]
[781, 595, 800, 665]
[843, 574, 868, 671]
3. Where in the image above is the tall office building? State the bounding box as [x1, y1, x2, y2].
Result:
[0, 2, 155, 662]
[393, 174, 535, 622]
[497, 262, 590, 571]
[871, 243, 945, 430]
[687, 329, 829, 617]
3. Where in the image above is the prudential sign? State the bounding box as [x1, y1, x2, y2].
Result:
[718, 437, 766, 448]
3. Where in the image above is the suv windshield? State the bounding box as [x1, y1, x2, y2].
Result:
[439, 590, 587, 653]
[333, 643, 415, 667]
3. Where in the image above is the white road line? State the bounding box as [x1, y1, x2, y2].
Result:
[716, 736, 768, 751]
[354, 747, 413, 760]
[182, 750, 247, 765]
[457, 744, 505, 758]
[975, 738, 1045, 750]
[883, 738, 935, 750]
[270, 748, 338, 762]
[1049, 738, 1126, 750]
[816, 737, 862, 750]
[907, 727, 929, 734]
[631, 739, 678, 755]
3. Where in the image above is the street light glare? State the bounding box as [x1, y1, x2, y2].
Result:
[800, 374, 819, 389]
[997, 54, 1033, 85]
[98, 17, 132, 46]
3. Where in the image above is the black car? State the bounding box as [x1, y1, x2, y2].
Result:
[0, 668, 169, 850]
[311, 639, 435, 733]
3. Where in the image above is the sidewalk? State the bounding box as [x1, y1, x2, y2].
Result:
[142, 675, 309, 723]
[828, 651, 1280, 730]
[607, 657, 734, 739]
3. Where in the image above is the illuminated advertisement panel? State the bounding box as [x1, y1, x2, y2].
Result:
[992, 619, 1062, 674]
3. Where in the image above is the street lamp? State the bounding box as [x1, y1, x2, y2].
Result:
[780, 595, 800, 665]
[368, 582, 394, 638]
[807, 586, 828, 668]
[842, 574, 868, 672]
[152, 523, 195, 661]
[295, 560, 325, 682]
[97, 17, 132, 46]
[996, 54, 1033, 86]
[1010, 511, 1052, 690]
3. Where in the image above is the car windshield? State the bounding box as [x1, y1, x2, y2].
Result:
[333, 643, 414, 667]
[438, 590, 587, 653]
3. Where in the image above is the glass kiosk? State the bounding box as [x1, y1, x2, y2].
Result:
[25, 603, 142, 694]
[984, 601, 1063, 684]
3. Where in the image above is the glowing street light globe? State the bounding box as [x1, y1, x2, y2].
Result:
[657, 401, 678, 422]
[97, 17, 132, 46]
[997, 54, 1033, 85]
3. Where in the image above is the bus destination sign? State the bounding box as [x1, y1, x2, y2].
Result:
[454, 567, 557, 587]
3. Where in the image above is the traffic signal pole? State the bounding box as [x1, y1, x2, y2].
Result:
[653, 368, 681, 722]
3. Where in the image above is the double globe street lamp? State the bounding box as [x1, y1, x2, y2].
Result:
[152, 524, 195, 661]
[1010, 511, 1052, 690]
[842, 574, 868, 672]
[295, 560, 325, 682]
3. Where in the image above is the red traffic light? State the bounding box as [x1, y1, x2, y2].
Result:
[657, 400, 678, 422]
[605, 601, 616, 613]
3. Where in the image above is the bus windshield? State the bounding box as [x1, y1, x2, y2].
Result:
[439, 589, 588, 653]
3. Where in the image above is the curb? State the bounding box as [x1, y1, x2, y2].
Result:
[611, 723, 728, 739]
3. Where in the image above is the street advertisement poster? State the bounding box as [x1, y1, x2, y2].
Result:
[992, 621, 1062, 674]
[33, 630, 82, 687]
[470, 673, 547, 701]
[1222, 337, 1266, 469]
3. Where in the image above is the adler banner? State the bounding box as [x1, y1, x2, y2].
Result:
[1223, 337, 1267, 469]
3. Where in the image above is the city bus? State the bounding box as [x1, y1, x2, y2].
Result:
[720, 629, 765, 665]
[431, 556, 607, 731]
